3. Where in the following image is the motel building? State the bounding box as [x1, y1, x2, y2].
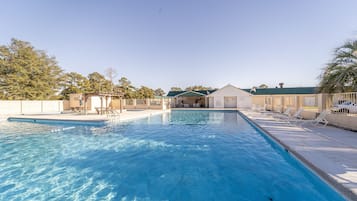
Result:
[167, 84, 318, 110]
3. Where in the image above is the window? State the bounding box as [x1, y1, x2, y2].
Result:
[303, 96, 316, 107]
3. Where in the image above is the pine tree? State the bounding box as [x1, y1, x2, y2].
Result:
[0, 38, 63, 100]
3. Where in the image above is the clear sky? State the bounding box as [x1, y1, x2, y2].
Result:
[1, 0, 357, 92]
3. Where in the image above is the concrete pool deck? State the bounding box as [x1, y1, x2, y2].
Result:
[7, 110, 170, 123]
[240, 109, 357, 201]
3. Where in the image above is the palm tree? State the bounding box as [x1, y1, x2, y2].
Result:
[319, 40, 357, 93]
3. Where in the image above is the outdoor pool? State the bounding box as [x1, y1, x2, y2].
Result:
[0, 110, 346, 200]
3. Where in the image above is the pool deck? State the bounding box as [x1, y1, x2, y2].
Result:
[7, 110, 170, 123]
[240, 109, 357, 201]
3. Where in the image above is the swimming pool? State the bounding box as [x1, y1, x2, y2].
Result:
[0, 110, 345, 200]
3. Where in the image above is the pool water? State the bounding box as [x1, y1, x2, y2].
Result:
[0, 111, 345, 201]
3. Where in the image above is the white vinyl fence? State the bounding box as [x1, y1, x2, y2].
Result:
[124, 98, 171, 110]
[329, 92, 357, 114]
[0, 100, 63, 115]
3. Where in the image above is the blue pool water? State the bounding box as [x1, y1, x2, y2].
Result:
[0, 111, 345, 201]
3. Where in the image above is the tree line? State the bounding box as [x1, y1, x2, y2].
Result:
[0, 39, 216, 100]
[1, 37, 354, 100]
[0, 39, 167, 100]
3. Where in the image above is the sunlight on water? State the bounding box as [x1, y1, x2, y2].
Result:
[0, 111, 345, 201]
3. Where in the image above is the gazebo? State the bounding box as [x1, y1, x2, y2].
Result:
[83, 92, 123, 115]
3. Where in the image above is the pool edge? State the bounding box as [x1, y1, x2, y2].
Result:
[7, 117, 108, 126]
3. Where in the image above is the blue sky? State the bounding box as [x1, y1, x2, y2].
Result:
[1, 0, 357, 92]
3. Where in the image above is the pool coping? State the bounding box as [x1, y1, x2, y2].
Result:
[238, 110, 357, 201]
[7, 110, 171, 125]
[7, 117, 107, 125]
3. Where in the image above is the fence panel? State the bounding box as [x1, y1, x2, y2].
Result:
[329, 92, 357, 115]
[0, 100, 63, 115]
[122, 98, 169, 110]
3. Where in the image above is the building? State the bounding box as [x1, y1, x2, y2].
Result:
[167, 84, 253, 108]
[69, 93, 112, 113]
[206, 84, 252, 108]
[167, 90, 216, 108]
[248, 87, 319, 112]
[167, 85, 319, 110]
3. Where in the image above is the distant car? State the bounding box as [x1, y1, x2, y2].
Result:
[331, 100, 357, 113]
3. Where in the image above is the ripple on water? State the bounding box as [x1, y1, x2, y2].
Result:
[0, 111, 345, 201]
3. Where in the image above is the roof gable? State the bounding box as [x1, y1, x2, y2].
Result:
[207, 84, 251, 97]
[166, 89, 216, 97]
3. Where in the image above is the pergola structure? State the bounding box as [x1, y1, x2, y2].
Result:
[83, 92, 123, 115]
[173, 91, 207, 108]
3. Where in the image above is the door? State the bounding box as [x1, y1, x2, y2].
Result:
[224, 96, 237, 108]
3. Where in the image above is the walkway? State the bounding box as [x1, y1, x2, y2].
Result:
[240, 110, 357, 201]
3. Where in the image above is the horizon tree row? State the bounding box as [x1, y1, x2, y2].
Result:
[0, 38, 164, 100]
[2, 38, 356, 100]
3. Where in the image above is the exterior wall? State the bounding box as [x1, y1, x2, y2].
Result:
[69, 93, 88, 110]
[272, 96, 283, 112]
[300, 110, 318, 120]
[254, 94, 319, 113]
[207, 85, 252, 108]
[69, 94, 83, 108]
[252, 96, 265, 106]
[326, 114, 357, 131]
[213, 96, 224, 108]
[237, 96, 252, 108]
[88, 96, 112, 112]
[63, 100, 70, 110]
[110, 99, 121, 109]
[0, 100, 63, 115]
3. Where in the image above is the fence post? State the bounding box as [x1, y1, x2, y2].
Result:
[294, 96, 298, 111]
[297, 96, 302, 109]
[146, 99, 150, 109]
[161, 97, 165, 110]
[133, 99, 137, 109]
[317, 93, 328, 113]
[280, 96, 284, 112]
[123, 99, 126, 110]
[120, 98, 123, 113]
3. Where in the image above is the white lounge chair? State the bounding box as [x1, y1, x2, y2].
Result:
[288, 108, 304, 121]
[274, 108, 303, 122]
[294, 110, 329, 126]
[272, 107, 292, 119]
[253, 104, 271, 114]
